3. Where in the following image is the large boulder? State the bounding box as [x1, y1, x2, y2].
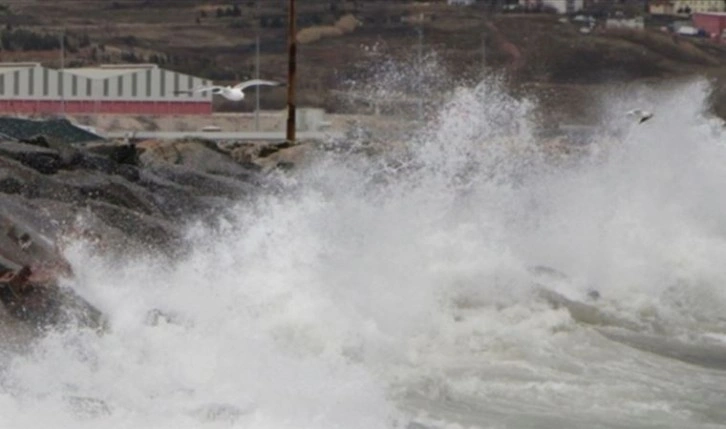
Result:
[0, 134, 316, 331]
[0, 141, 64, 174]
[138, 139, 260, 180]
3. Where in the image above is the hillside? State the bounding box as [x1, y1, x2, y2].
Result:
[3, 1, 726, 122]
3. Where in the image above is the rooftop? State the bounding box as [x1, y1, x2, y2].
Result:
[0, 63, 42, 75]
[62, 67, 145, 80]
[0, 62, 41, 68]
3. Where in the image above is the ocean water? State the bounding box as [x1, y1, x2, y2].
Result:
[2, 77, 726, 429]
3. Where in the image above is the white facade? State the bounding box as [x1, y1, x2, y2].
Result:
[521, 0, 584, 13]
[0, 63, 212, 102]
[606, 16, 646, 29]
[673, 0, 726, 14]
[547, 0, 584, 13]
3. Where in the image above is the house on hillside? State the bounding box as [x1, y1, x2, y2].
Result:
[649, 0, 725, 15]
[520, 0, 583, 14]
[692, 12, 726, 39]
[606, 16, 645, 29]
[582, 0, 648, 15]
[649, 0, 675, 15]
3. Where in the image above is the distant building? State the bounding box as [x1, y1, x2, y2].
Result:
[447, 0, 475, 5]
[606, 16, 645, 28]
[0, 63, 213, 116]
[692, 12, 726, 38]
[520, 0, 583, 13]
[651, 0, 726, 15]
[582, 0, 648, 14]
[649, 0, 675, 15]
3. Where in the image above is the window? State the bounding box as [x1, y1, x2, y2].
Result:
[43, 68, 49, 96]
[103, 79, 109, 97]
[72, 75, 78, 96]
[86, 79, 92, 96]
[118, 75, 124, 97]
[28, 68, 34, 96]
[0, 74, 5, 95]
[187, 75, 193, 97]
[14, 70, 20, 96]
[132, 73, 138, 97]
[57, 71, 63, 96]
[160, 70, 166, 96]
[146, 69, 152, 97]
[173, 72, 179, 96]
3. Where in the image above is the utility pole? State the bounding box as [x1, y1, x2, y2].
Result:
[60, 30, 65, 117]
[255, 0, 260, 131]
[416, 19, 423, 122]
[482, 31, 486, 77]
[285, 0, 296, 143]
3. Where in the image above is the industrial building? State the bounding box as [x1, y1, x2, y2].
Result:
[0, 63, 213, 116]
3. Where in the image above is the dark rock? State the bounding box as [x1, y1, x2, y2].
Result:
[258, 140, 294, 158]
[51, 170, 161, 216]
[137, 169, 231, 219]
[0, 267, 62, 327]
[114, 163, 140, 182]
[145, 163, 253, 199]
[190, 403, 249, 423]
[84, 142, 138, 165]
[85, 200, 183, 251]
[139, 140, 260, 180]
[0, 132, 310, 332]
[0, 168, 25, 194]
[587, 289, 601, 301]
[64, 396, 112, 418]
[23, 135, 84, 167]
[20, 135, 51, 148]
[0, 141, 62, 174]
[70, 152, 121, 176]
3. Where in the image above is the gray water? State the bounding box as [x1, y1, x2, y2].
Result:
[1, 77, 726, 428]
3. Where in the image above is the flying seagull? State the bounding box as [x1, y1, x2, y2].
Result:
[626, 109, 653, 124]
[174, 79, 283, 101]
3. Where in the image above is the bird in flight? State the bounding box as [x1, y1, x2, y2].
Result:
[626, 109, 653, 124]
[175, 79, 283, 101]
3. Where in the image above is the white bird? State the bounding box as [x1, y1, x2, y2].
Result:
[175, 79, 283, 101]
[626, 109, 653, 124]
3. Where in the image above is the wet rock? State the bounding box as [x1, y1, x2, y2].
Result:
[255, 142, 314, 172]
[0, 132, 310, 331]
[535, 287, 641, 331]
[85, 200, 183, 251]
[228, 141, 314, 172]
[258, 140, 295, 158]
[145, 163, 254, 199]
[64, 396, 112, 418]
[83, 142, 138, 165]
[52, 170, 160, 216]
[136, 169, 230, 219]
[0, 267, 63, 327]
[139, 139, 259, 180]
[190, 403, 251, 423]
[21, 135, 83, 167]
[0, 168, 25, 194]
[0, 141, 62, 174]
[145, 308, 184, 326]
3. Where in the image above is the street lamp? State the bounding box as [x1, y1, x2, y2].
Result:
[285, 0, 296, 143]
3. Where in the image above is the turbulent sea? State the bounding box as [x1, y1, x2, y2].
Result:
[2, 77, 726, 429]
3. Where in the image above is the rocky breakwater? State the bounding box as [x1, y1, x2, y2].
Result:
[0, 134, 315, 333]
